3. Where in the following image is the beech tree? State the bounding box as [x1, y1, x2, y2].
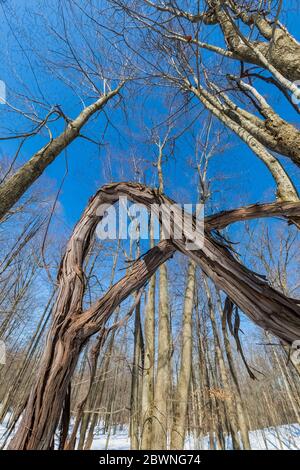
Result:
[107, 0, 300, 204]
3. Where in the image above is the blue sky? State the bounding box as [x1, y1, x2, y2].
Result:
[1, 0, 300, 356]
[0, 0, 300, 232]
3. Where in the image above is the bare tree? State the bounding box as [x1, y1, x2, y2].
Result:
[107, 0, 300, 206]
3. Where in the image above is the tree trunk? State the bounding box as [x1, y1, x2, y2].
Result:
[170, 261, 196, 449]
[204, 278, 241, 450]
[141, 267, 156, 449]
[0, 85, 123, 222]
[130, 300, 143, 449]
[218, 294, 251, 449]
[151, 263, 171, 450]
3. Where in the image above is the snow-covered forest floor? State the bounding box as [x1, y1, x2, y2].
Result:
[85, 423, 300, 450]
[1, 417, 299, 450]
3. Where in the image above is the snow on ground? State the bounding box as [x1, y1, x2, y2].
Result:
[80, 421, 300, 450]
[90, 427, 130, 450]
[1, 417, 299, 450]
[184, 423, 300, 450]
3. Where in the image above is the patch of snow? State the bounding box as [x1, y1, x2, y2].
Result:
[1, 418, 299, 450]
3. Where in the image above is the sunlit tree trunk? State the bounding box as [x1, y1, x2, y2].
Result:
[170, 261, 196, 449]
[141, 227, 156, 449]
[151, 139, 172, 450]
[151, 263, 171, 449]
[0, 85, 123, 222]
